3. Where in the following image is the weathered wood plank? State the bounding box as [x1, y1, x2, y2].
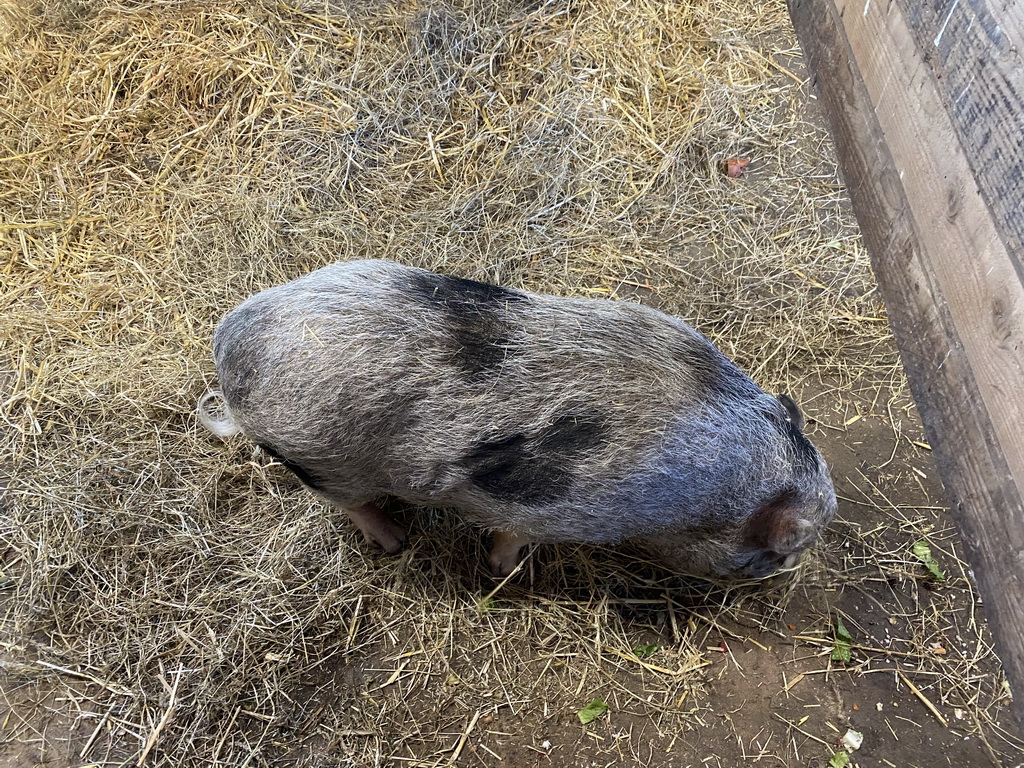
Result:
[789, 0, 1024, 726]
[898, 0, 1024, 277]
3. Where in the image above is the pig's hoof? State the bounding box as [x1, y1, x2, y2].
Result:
[347, 502, 407, 554]
[364, 519, 407, 554]
[488, 551, 520, 578]
[488, 530, 532, 577]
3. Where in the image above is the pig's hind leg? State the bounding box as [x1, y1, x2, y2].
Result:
[488, 530, 533, 577]
[346, 502, 407, 554]
[257, 443, 407, 554]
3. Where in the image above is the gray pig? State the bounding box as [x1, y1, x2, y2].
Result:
[199, 259, 836, 579]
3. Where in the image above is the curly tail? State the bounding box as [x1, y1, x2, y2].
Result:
[197, 389, 242, 438]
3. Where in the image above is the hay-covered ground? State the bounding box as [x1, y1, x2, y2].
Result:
[1, 0, 1022, 766]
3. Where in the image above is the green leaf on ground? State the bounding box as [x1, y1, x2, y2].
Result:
[577, 697, 609, 725]
[912, 540, 946, 582]
[831, 616, 853, 663]
[632, 644, 659, 659]
[829, 750, 851, 768]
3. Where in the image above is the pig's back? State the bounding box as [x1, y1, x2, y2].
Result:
[212, 260, 767, 538]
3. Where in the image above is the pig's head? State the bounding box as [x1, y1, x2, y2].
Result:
[727, 393, 836, 578]
[641, 394, 837, 581]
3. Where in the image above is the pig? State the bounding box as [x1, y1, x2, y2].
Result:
[198, 259, 836, 579]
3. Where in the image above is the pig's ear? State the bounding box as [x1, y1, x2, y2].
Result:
[742, 488, 804, 551]
[777, 393, 804, 431]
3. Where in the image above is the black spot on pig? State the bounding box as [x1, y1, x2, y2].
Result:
[535, 412, 608, 455]
[465, 433, 571, 504]
[407, 271, 529, 379]
[464, 411, 607, 504]
[258, 442, 325, 491]
[408, 271, 529, 310]
[450, 322, 519, 378]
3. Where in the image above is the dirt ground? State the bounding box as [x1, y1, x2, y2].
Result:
[4, 381, 1022, 765]
[2, 0, 1024, 766]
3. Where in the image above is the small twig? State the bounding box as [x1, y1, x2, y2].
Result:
[478, 553, 530, 605]
[772, 713, 833, 748]
[212, 706, 240, 763]
[897, 671, 949, 728]
[367, 660, 410, 692]
[79, 708, 113, 758]
[426, 131, 446, 182]
[683, 608, 747, 642]
[35, 660, 134, 696]
[137, 668, 183, 766]
[783, 672, 805, 692]
[448, 711, 481, 766]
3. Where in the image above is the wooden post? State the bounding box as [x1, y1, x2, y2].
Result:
[788, 0, 1024, 726]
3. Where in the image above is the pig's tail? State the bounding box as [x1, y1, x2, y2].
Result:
[197, 389, 242, 438]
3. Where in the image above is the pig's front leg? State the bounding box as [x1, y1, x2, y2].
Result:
[489, 530, 533, 577]
[346, 502, 407, 553]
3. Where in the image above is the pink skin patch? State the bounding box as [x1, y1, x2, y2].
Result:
[488, 530, 533, 577]
[346, 502, 407, 554]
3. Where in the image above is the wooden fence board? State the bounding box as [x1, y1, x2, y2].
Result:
[789, 0, 1024, 726]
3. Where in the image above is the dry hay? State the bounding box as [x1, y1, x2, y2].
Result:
[0, 0, 1020, 766]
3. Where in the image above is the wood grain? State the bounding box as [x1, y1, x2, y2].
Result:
[789, 0, 1024, 728]
[900, 0, 1024, 276]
